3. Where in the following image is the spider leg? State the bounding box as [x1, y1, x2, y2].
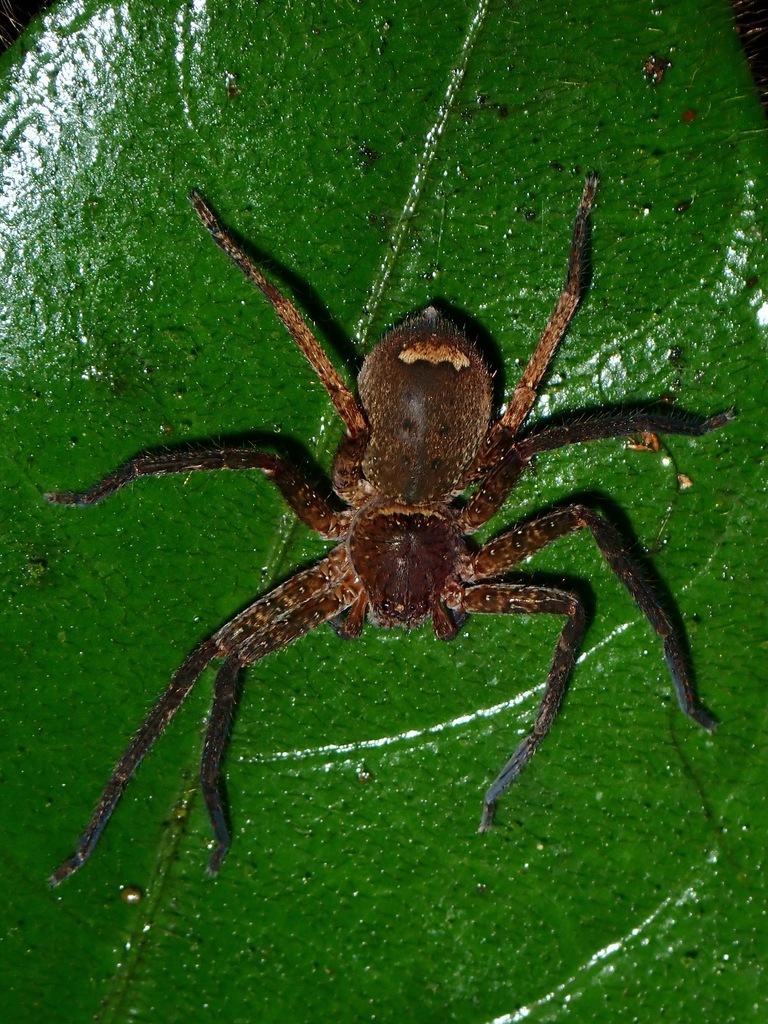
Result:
[199, 561, 361, 876]
[200, 656, 242, 877]
[473, 503, 716, 731]
[474, 174, 597, 475]
[461, 583, 586, 830]
[50, 548, 361, 885]
[45, 446, 348, 539]
[190, 190, 367, 438]
[515, 409, 734, 464]
[328, 592, 369, 639]
[459, 448, 527, 534]
[49, 636, 220, 887]
[459, 408, 733, 534]
[331, 432, 374, 507]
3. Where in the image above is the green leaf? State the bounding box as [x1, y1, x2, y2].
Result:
[2, 0, 765, 1021]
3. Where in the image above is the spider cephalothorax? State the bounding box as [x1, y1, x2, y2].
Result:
[48, 176, 730, 885]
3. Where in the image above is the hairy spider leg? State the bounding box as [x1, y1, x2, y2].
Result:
[475, 504, 718, 730]
[514, 410, 734, 465]
[498, 174, 598, 436]
[189, 190, 368, 439]
[48, 637, 219, 887]
[466, 173, 598, 487]
[466, 501, 718, 831]
[201, 656, 242, 877]
[461, 584, 587, 830]
[45, 447, 348, 539]
[459, 409, 733, 534]
[50, 548, 360, 886]
[199, 563, 360, 877]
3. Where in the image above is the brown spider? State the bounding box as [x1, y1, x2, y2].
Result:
[48, 176, 730, 886]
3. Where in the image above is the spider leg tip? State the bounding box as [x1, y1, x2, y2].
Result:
[697, 710, 718, 734]
[205, 844, 228, 878]
[48, 858, 78, 888]
[188, 189, 214, 221]
[477, 803, 497, 833]
[44, 490, 77, 506]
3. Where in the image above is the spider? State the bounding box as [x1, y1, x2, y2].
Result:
[48, 175, 730, 886]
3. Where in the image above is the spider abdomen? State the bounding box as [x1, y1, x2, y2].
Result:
[358, 307, 493, 504]
[347, 501, 464, 630]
